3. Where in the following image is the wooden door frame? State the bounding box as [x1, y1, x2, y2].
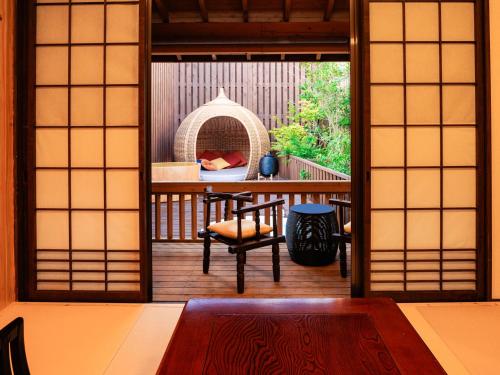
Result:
[145, 7, 365, 300]
[349, 0, 365, 297]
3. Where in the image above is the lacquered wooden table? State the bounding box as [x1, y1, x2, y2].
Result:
[157, 298, 445, 374]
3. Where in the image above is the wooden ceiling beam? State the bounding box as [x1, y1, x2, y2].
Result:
[242, 0, 249, 22]
[152, 43, 349, 55]
[283, 0, 292, 22]
[324, 0, 336, 21]
[154, 0, 170, 23]
[152, 21, 349, 44]
[198, 0, 209, 22]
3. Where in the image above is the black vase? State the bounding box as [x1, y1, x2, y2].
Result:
[259, 152, 279, 177]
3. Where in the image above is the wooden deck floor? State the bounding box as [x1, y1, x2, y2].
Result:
[153, 242, 351, 301]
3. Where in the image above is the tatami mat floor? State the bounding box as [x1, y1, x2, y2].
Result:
[1, 301, 499, 374]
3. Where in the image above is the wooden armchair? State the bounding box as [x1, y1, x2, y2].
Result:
[0, 317, 30, 375]
[198, 190, 286, 293]
[329, 198, 351, 278]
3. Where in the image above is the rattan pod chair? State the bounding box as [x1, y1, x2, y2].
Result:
[174, 88, 270, 180]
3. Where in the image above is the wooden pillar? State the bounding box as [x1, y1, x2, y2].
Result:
[0, 0, 16, 309]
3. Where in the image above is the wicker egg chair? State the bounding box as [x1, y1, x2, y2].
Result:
[174, 88, 270, 180]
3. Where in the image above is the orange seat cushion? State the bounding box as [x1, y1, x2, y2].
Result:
[344, 221, 351, 234]
[208, 219, 273, 240]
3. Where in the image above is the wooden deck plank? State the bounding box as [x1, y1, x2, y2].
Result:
[153, 242, 351, 301]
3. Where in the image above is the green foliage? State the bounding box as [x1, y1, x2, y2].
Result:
[270, 62, 351, 175]
[299, 169, 312, 181]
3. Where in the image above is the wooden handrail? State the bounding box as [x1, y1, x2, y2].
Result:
[152, 180, 351, 194]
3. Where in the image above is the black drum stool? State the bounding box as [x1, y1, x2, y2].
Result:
[286, 203, 339, 266]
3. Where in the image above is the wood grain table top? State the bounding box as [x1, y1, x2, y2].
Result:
[157, 298, 445, 374]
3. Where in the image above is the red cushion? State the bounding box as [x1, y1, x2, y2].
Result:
[197, 150, 223, 161]
[223, 151, 247, 168]
[234, 151, 247, 167]
[222, 151, 242, 168]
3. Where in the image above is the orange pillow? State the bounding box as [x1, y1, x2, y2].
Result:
[201, 158, 230, 171]
[208, 219, 273, 239]
[210, 158, 231, 170]
[201, 159, 217, 171]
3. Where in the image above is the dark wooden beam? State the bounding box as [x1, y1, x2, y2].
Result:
[152, 43, 349, 55]
[152, 53, 350, 63]
[153, 20, 349, 44]
[242, 0, 249, 22]
[154, 0, 170, 23]
[198, 0, 208, 22]
[283, 0, 292, 22]
[324, 0, 336, 21]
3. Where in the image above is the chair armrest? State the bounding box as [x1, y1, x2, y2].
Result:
[232, 199, 285, 215]
[231, 191, 254, 203]
[204, 191, 253, 204]
[329, 198, 351, 208]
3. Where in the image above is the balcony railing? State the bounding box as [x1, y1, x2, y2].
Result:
[278, 155, 351, 181]
[152, 181, 351, 242]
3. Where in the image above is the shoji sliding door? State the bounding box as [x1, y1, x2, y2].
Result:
[25, 0, 148, 301]
[365, 0, 487, 300]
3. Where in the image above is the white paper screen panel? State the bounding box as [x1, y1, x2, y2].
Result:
[34, 0, 143, 296]
[368, 1, 478, 294]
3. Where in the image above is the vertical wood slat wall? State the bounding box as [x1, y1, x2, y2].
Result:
[366, 0, 483, 297]
[31, 0, 145, 299]
[151, 62, 306, 162]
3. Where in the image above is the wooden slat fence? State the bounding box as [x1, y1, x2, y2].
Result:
[152, 62, 307, 162]
[152, 181, 351, 242]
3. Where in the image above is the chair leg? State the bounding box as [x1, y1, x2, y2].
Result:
[272, 243, 280, 282]
[243, 252, 246, 265]
[339, 240, 347, 278]
[237, 252, 245, 293]
[332, 241, 339, 262]
[203, 236, 211, 274]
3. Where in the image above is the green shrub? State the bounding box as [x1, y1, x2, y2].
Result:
[299, 169, 312, 180]
[270, 62, 351, 175]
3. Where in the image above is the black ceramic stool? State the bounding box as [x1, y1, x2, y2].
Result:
[286, 204, 339, 266]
